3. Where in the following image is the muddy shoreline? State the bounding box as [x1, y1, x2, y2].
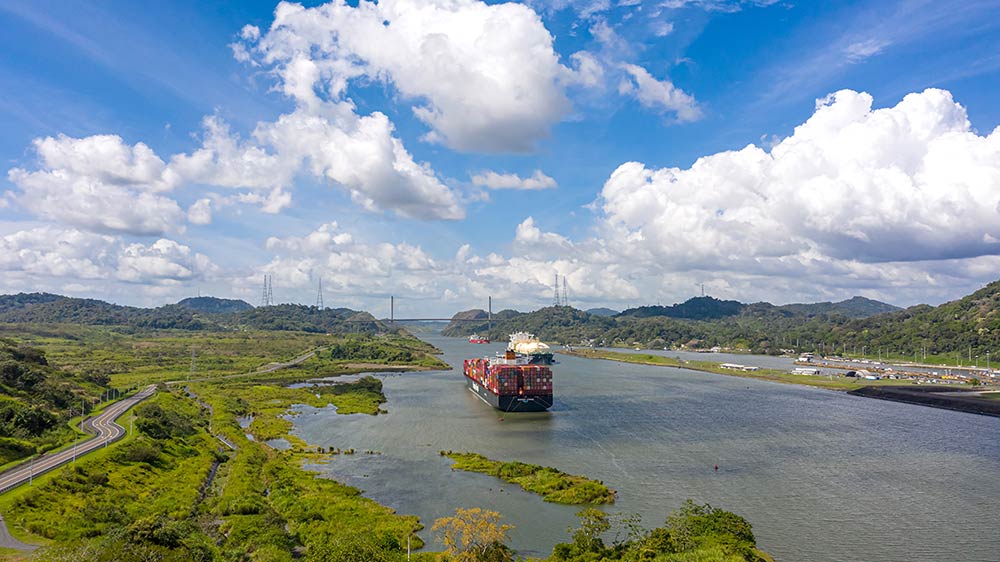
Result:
[848, 386, 1000, 418]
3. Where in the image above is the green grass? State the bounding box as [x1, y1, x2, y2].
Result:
[443, 451, 615, 505]
[1, 391, 214, 547]
[0, 324, 449, 389]
[0, 324, 340, 387]
[562, 349, 958, 391]
[194, 375, 389, 453]
[197, 380, 425, 560]
[979, 392, 1000, 401]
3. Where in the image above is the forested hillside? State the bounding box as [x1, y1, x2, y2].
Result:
[441, 286, 1000, 360]
[617, 296, 898, 321]
[0, 293, 395, 335]
[176, 296, 253, 314]
[0, 339, 110, 464]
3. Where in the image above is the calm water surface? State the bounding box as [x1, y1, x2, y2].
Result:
[291, 335, 1000, 561]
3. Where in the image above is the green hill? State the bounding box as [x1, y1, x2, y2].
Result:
[810, 280, 1000, 359]
[0, 293, 394, 335]
[176, 296, 253, 314]
[442, 281, 1000, 359]
[0, 338, 111, 464]
[775, 296, 900, 319]
[585, 307, 619, 317]
[619, 296, 746, 320]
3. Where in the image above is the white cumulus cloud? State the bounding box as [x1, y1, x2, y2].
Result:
[8, 135, 186, 236]
[0, 227, 216, 286]
[187, 198, 213, 225]
[259, 222, 443, 297]
[472, 170, 558, 190]
[597, 88, 1000, 272]
[116, 238, 216, 283]
[242, 0, 579, 153]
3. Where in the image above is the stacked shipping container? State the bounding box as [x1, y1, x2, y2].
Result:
[463, 358, 553, 398]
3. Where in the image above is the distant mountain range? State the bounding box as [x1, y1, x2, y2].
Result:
[176, 296, 253, 314]
[585, 307, 619, 317]
[617, 296, 899, 321]
[0, 293, 391, 334]
[441, 291, 1000, 357]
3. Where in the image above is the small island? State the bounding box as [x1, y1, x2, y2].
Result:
[441, 451, 615, 505]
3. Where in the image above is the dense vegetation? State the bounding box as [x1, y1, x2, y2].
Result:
[0, 293, 393, 335]
[548, 503, 772, 562]
[442, 284, 1000, 361]
[429, 502, 772, 562]
[442, 451, 616, 505]
[4, 383, 428, 562]
[5, 390, 219, 561]
[325, 334, 446, 368]
[0, 327, 443, 561]
[176, 297, 253, 314]
[0, 339, 114, 465]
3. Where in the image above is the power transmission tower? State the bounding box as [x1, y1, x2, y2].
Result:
[267, 275, 273, 306]
[316, 277, 324, 309]
[260, 275, 271, 307]
[562, 277, 569, 307]
[553, 273, 561, 307]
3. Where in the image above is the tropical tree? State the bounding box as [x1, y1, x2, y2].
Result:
[432, 507, 514, 562]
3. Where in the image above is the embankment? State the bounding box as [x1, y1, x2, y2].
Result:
[848, 386, 1000, 418]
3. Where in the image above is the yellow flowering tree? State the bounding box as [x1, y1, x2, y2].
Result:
[431, 507, 514, 562]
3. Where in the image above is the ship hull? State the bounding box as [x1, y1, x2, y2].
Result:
[465, 376, 552, 412]
[526, 352, 554, 365]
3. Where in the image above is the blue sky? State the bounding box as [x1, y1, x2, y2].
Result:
[2, 0, 1000, 315]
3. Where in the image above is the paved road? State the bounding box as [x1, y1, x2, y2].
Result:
[0, 512, 37, 552]
[0, 385, 156, 496]
[179, 347, 324, 385]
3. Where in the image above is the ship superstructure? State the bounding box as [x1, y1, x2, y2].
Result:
[507, 331, 554, 365]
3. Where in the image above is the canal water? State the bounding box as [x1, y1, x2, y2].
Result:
[291, 335, 1000, 561]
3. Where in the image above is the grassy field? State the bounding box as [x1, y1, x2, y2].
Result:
[0, 324, 448, 388]
[0, 323, 339, 387]
[442, 451, 615, 505]
[562, 349, 959, 391]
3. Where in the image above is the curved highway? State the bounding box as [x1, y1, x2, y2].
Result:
[0, 385, 157, 495]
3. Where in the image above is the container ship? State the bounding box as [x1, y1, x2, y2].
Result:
[507, 331, 554, 365]
[468, 334, 490, 344]
[463, 349, 553, 412]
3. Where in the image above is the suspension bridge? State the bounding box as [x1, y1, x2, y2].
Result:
[341, 295, 495, 331]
